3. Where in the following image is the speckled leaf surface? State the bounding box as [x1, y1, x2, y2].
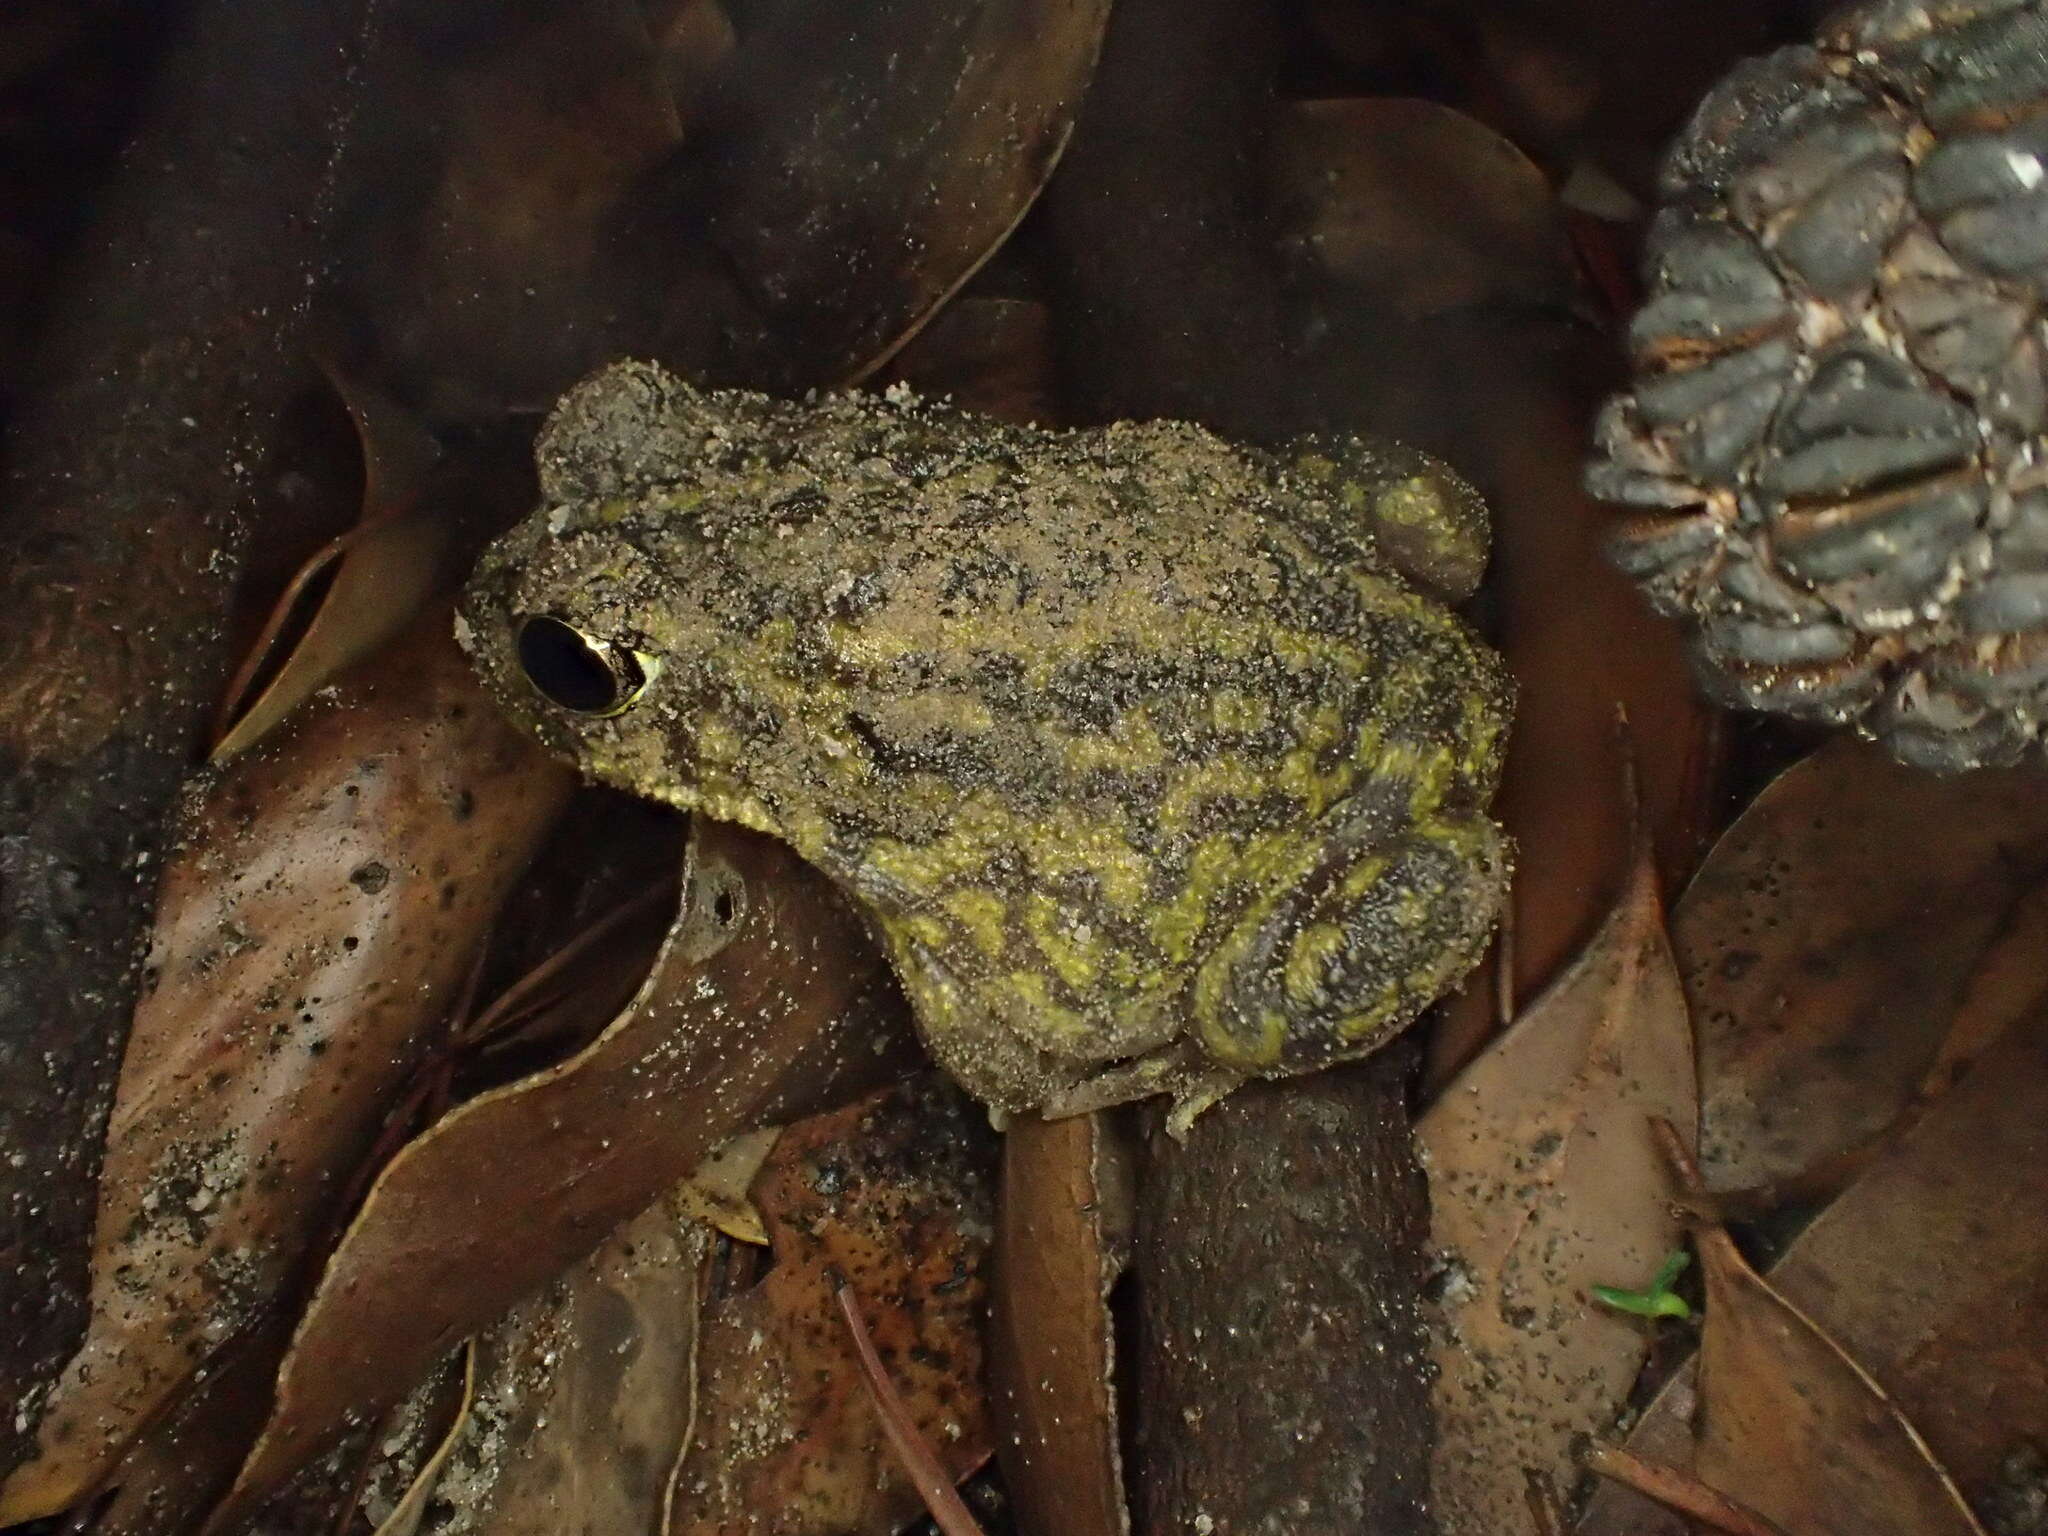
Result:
[669, 1076, 996, 1536]
[207, 818, 917, 1527]
[1424, 850, 1696, 1535]
[385, 1201, 709, 1536]
[1691, 1223, 1986, 1536]
[988, 1111, 1132, 1536]
[1577, 1011, 2048, 1536]
[0, 615, 572, 1527]
[1673, 737, 2048, 1192]
[698, 0, 1111, 389]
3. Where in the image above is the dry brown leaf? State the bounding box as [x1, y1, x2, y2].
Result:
[335, 0, 714, 415]
[0, 613, 573, 1527]
[672, 1127, 781, 1247]
[883, 295, 1061, 429]
[669, 1076, 996, 1535]
[1424, 849, 1697, 1535]
[399, 1200, 709, 1536]
[368, 1344, 476, 1536]
[699, 0, 1111, 387]
[1691, 1224, 1987, 1536]
[1576, 1011, 2048, 1536]
[1273, 97, 1572, 323]
[205, 818, 918, 1528]
[211, 367, 450, 762]
[1673, 737, 2048, 1192]
[988, 1112, 1133, 1536]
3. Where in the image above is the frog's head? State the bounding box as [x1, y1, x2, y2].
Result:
[459, 518, 712, 808]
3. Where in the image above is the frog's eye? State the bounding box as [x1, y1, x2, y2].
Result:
[515, 615, 661, 717]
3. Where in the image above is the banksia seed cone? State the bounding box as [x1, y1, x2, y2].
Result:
[1588, 0, 2048, 771]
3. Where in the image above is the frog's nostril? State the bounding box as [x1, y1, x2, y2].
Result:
[515, 615, 656, 717]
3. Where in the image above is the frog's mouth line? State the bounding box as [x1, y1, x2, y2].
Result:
[515, 614, 662, 718]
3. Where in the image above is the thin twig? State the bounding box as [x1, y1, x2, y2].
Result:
[1584, 1442, 1792, 1536]
[834, 1282, 986, 1536]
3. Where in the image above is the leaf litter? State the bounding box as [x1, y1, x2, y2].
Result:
[15, 3, 2048, 1533]
[1423, 844, 1697, 1535]
[204, 818, 919, 1528]
[0, 612, 574, 1527]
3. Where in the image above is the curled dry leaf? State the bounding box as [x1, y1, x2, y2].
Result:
[1273, 97, 1576, 324]
[696, 0, 1111, 387]
[1576, 1011, 2048, 1536]
[1674, 737, 2048, 1192]
[669, 1075, 997, 1536]
[0, 611, 573, 1527]
[207, 818, 919, 1527]
[211, 366, 449, 763]
[672, 1127, 781, 1247]
[367, 1344, 476, 1536]
[1264, 96, 1718, 1085]
[1424, 849, 1697, 1535]
[988, 1112, 1133, 1536]
[1690, 1225, 1987, 1536]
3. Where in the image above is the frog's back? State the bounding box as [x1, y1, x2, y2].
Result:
[626, 394, 1506, 1078]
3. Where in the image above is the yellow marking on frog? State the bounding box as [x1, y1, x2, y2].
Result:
[944, 888, 1011, 959]
[1156, 754, 1270, 832]
[1025, 891, 1100, 991]
[1030, 827, 1152, 912]
[1282, 921, 1347, 1009]
[1004, 970, 1090, 1039]
[1049, 714, 1167, 774]
[1333, 980, 1413, 1043]
[898, 913, 952, 951]
[1210, 690, 1270, 734]
[1340, 852, 1393, 900]
[1148, 834, 1241, 962]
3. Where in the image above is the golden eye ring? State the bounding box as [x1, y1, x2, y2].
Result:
[514, 615, 661, 717]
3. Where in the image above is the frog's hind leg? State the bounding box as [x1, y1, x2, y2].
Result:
[1192, 808, 1508, 1076]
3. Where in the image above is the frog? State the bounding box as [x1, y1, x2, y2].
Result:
[459, 359, 1512, 1121]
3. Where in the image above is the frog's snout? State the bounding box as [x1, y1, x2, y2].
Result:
[514, 614, 662, 719]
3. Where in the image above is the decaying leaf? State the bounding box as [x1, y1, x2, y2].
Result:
[367, 1345, 476, 1536]
[1576, 1011, 2048, 1536]
[331, 0, 716, 416]
[0, 612, 573, 1527]
[207, 818, 918, 1526]
[1690, 1224, 1987, 1536]
[1272, 97, 1573, 323]
[1425, 849, 1697, 1534]
[669, 1075, 996, 1535]
[211, 366, 450, 762]
[988, 1112, 1133, 1536]
[1674, 738, 2048, 1191]
[884, 294, 1060, 429]
[696, 0, 1112, 387]
[0, 0, 386, 1463]
[387, 1200, 709, 1536]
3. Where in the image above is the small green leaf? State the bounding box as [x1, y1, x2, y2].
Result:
[1593, 1249, 1694, 1320]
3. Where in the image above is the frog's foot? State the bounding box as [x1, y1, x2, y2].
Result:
[1033, 1041, 1243, 1132]
[1193, 809, 1508, 1076]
